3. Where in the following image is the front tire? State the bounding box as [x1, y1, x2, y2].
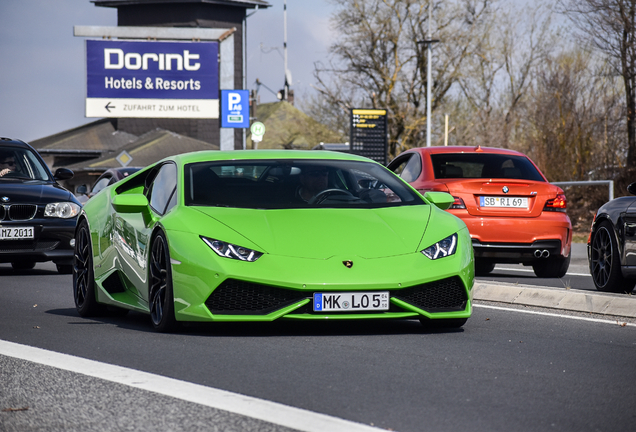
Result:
[474, 259, 495, 276]
[11, 261, 35, 271]
[56, 264, 73, 274]
[590, 221, 636, 293]
[73, 220, 104, 316]
[532, 254, 570, 278]
[149, 231, 178, 333]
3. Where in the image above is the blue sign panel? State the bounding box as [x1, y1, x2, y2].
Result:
[221, 90, 250, 128]
[85, 39, 219, 119]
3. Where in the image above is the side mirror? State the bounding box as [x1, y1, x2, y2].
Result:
[423, 191, 455, 210]
[76, 185, 88, 195]
[628, 182, 636, 196]
[112, 194, 149, 213]
[54, 168, 74, 181]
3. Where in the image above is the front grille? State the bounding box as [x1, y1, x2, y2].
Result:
[0, 206, 5, 220]
[394, 276, 468, 312]
[206, 279, 309, 315]
[7, 204, 37, 221]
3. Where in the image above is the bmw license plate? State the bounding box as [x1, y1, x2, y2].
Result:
[313, 292, 389, 312]
[0, 226, 34, 240]
[480, 196, 528, 208]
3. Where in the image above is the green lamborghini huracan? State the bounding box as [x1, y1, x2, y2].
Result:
[73, 150, 474, 332]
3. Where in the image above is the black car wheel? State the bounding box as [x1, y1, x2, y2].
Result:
[149, 231, 178, 332]
[56, 264, 73, 274]
[11, 261, 36, 271]
[532, 254, 570, 278]
[474, 259, 495, 276]
[73, 220, 104, 316]
[590, 221, 636, 293]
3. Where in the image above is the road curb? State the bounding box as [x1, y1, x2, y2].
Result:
[473, 282, 636, 318]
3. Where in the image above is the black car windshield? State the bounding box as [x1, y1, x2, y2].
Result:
[184, 159, 424, 209]
[430, 153, 545, 181]
[0, 147, 51, 181]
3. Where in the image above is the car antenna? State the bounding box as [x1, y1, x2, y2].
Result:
[474, 145, 484, 152]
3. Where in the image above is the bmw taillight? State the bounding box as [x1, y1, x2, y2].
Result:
[544, 194, 567, 212]
[450, 196, 466, 209]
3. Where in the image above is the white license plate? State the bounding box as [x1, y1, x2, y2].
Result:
[480, 196, 528, 208]
[0, 226, 34, 240]
[313, 291, 389, 312]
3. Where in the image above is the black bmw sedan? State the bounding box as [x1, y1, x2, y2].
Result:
[0, 137, 81, 273]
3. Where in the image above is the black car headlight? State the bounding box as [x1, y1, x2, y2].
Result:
[44, 202, 81, 218]
[421, 233, 458, 260]
[201, 237, 263, 262]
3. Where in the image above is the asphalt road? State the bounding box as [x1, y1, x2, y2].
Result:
[1, 258, 635, 432]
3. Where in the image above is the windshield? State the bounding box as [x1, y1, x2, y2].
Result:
[0, 146, 51, 181]
[430, 153, 545, 181]
[184, 159, 424, 209]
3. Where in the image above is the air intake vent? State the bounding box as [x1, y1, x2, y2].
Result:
[206, 279, 309, 315]
[394, 276, 467, 312]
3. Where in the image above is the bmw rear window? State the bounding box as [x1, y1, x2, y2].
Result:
[184, 159, 425, 209]
[430, 153, 545, 181]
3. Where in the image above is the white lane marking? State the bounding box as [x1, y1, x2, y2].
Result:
[495, 267, 591, 277]
[0, 340, 384, 432]
[474, 304, 636, 327]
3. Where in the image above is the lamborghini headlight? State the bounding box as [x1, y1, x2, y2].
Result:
[421, 233, 457, 260]
[44, 202, 81, 218]
[202, 237, 263, 262]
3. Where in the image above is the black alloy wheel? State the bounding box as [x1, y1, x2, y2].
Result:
[11, 261, 36, 271]
[149, 231, 178, 332]
[474, 259, 495, 276]
[532, 254, 570, 278]
[590, 221, 636, 293]
[56, 264, 73, 274]
[73, 220, 103, 316]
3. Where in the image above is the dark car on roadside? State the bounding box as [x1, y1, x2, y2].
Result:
[0, 138, 81, 273]
[76, 167, 142, 204]
[588, 182, 636, 293]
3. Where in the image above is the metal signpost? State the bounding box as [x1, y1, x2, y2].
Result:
[349, 108, 388, 165]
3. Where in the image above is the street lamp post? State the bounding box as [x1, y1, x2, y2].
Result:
[418, 3, 439, 147]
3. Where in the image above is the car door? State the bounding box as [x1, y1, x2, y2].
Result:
[113, 162, 178, 300]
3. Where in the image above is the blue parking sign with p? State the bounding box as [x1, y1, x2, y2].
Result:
[221, 90, 250, 128]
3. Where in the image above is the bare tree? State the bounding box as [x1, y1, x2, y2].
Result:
[560, 0, 636, 174]
[311, 0, 493, 158]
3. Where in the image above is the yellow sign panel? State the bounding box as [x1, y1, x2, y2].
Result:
[352, 109, 387, 116]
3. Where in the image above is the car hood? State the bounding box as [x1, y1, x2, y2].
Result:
[0, 182, 73, 204]
[192, 206, 431, 259]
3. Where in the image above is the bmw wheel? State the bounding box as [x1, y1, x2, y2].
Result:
[73, 219, 104, 316]
[11, 262, 36, 271]
[532, 254, 570, 278]
[590, 221, 636, 293]
[149, 231, 178, 332]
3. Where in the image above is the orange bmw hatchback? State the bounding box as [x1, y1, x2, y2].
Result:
[388, 146, 572, 278]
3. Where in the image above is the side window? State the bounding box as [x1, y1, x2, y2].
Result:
[149, 163, 177, 215]
[91, 176, 112, 195]
[390, 154, 421, 183]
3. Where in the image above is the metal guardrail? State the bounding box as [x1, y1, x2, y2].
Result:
[551, 180, 614, 201]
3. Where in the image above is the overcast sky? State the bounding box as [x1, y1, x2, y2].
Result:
[0, 0, 335, 142]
